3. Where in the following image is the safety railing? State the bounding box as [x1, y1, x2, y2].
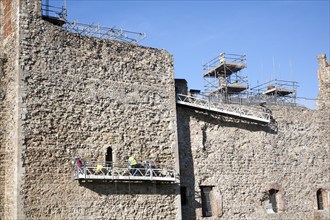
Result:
[63, 21, 147, 43]
[203, 53, 247, 72]
[249, 79, 298, 105]
[177, 94, 271, 123]
[41, 4, 146, 43]
[72, 160, 177, 182]
[41, 4, 67, 20]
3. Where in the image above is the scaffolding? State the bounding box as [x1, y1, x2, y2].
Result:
[63, 21, 147, 43]
[249, 79, 298, 105]
[177, 94, 271, 124]
[41, 3, 146, 43]
[41, 3, 67, 26]
[203, 53, 248, 103]
[72, 160, 177, 183]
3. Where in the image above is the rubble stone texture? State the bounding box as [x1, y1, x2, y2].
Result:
[177, 56, 330, 219]
[0, 0, 329, 220]
[317, 54, 330, 110]
[1, 0, 180, 219]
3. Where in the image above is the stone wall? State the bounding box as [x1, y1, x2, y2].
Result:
[178, 88, 330, 219]
[2, 0, 181, 219]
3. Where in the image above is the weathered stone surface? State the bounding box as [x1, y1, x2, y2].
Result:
[177, 83, 330, 219]
[317, 54, 330, 110]
[1, 0, 180, 219]
[1, 0, 329, 220]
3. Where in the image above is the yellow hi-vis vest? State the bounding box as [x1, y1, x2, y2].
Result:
[129, 156, 137, 166]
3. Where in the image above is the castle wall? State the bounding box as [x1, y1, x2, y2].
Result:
[178, 98, 329, 219]
[1, 0, 181, 219]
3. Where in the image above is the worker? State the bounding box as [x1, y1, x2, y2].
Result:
[127, 156, 137, 168]
[126, 156, 138, 176]
[96, 164, 103, 174]
[76, 158, 82, 168]
[220, 53, 225, 63]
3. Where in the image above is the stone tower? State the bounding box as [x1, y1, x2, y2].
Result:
[1, 0, 180, 219]
[317, 54, 330, 110]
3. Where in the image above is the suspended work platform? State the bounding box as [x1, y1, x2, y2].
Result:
[72, 160, 177, 183]
[177, 94, 271, 124]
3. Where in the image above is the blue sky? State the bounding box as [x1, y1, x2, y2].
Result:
[47, 0, 329, 108]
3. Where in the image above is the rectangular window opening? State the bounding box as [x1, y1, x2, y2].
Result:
[181, 186, 187, 206]
[201, 186, 213, 217]
[317, 190, 324, 210]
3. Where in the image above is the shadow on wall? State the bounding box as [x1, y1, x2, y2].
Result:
[79, 181, 179, 195]
[184, 107, 277, 134]
[177, 106, 278, 219]
[177, 107, 197, 220]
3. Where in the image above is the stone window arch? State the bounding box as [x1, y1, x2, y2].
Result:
[105, 147, 113, 165]
[262, 183, 285, 214]
[316, 188, 328, 210]
[269, 189, 279, 213]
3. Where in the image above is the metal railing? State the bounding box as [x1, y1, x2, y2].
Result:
[41, 4, 146, 43]
[72, 160, 177, 182]
[41, 4, 67, 20]
[63, 21, 147, 43]
[250, 79, 298, 105]
[203, 53, 247, 72]
[177, 94, 271, 123]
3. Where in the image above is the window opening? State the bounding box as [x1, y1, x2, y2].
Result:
[105, 147, 112, 166]
[181, 186, 187, 206]
[269, 189, 278, 213]
[201, 186, 213, 217]
[317, 189, 324, 210]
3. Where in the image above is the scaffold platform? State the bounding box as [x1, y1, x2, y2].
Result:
[203, 62, 246, 77]
[177, 94, 270, 124]
[262, 87, 295, 96]
[250, 79, 298, 104]
[209, 83, 249, 95]
[203, 53, 247, 77]
[72, 160, 177, 183]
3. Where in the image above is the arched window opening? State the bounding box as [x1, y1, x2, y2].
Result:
[105, 147, 112, 165]
[317, 189, 324, 210]
[269, 189, 279, 213]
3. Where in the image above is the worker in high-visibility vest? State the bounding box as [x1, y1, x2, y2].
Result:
[127, 156, 138, 176]
[96, 164, 103, 173]
[128, 156, 137, 168]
